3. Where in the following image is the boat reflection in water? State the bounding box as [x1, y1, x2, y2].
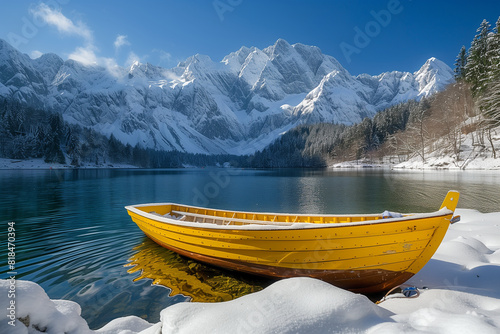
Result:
[125, 237, 270, 302]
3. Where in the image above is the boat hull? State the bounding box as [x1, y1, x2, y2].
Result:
[126, 200, 456, 293]
[143, 231, 415, 293]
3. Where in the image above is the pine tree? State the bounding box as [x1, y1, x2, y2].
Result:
[454, 46, 468, 80]
[465, 19, 491, 97]
[485, 17, 500, 85]
[43, 113, 66, 164]
[479, 16, 500, 126]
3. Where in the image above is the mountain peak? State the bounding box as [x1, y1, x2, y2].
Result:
[32, 52, 64, 83]
[275, 38, 291, 47]
[0, 38, 14, 50]
[221, 46, 255, 70]
[263, 38, 293, 58]
[33, 53, 64, 72]
[0, 37, 455, 155]
[36, 52, 63, 63]
[0, 38, 30, 63]
[414, 57, 454, 96]
[416, 57, 454, 76]
[180, 54, 214, 68]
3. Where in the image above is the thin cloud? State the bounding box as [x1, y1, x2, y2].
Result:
[114, 35, 131, 50]
[30, 50, 43, 59]
[152, 48, 173, 67]
[29, 3, 140, 77]
[68, 46, 98, 66]
[30, 3, 114, 72]
[125, 51, 141, 67]
[31, 3, 93, 44]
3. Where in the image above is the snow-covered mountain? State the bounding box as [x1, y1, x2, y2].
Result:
[0, 38, 454, 155]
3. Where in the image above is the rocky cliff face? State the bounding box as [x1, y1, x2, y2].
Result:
[0, 38, 454, 154]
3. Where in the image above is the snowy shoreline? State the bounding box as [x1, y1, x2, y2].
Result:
[332, 125, 500, 170]
[1, 157, 500, 171]
[1, 208, 500, 333]
[331, 160, 500, 170]
[0, 158, 138, 170]
[331, 154, 500, 170]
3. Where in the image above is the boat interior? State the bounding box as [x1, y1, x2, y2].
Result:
[144, 204, 410, 227]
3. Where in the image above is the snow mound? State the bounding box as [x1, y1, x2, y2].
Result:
[0, 280, 152, 334]
[159, 277, 390, 334]
[0, 279, 91, 334]
[438, 237, 491, 267]
[375, 289, 500, 333]
[406, 209, 500, 293]
[96, 316, 153, 334]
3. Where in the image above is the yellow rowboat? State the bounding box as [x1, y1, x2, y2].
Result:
[125, 191, 460, 294]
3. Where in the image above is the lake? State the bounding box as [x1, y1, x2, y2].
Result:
[1, 168, 500, 329]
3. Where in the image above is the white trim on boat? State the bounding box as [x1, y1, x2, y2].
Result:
[125, 204, 453, 231]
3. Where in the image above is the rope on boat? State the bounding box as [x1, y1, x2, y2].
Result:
[375, 285, 420, 304]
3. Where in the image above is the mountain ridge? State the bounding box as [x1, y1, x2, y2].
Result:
[0, 38, 454, 155]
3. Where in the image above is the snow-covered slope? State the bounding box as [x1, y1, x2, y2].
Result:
[0, 38, 455, 155]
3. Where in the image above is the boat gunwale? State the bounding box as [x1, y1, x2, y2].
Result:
[125, 203, 454, 231]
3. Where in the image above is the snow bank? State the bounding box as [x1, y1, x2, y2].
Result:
[372, 209, 500, 333]
[159, 278, 389, 334]
[393, 126, 500, 170]
[1, 209, 500, 334]
[331, 160, 385, 169]
[0, 279, 92, 334]
[0, 279, 153, 334]
[330, 126, 500, 170]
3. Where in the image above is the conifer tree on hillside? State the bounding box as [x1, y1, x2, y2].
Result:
[454, 46, 468, 80]
[488, 17, 500, 81]
[465, 19, 491, 97]
[479, 16, 500, 126]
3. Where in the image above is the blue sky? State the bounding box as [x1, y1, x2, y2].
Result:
[1, 0, 500, 75]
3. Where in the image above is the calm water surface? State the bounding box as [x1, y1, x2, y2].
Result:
[1, 168, 499, 328]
